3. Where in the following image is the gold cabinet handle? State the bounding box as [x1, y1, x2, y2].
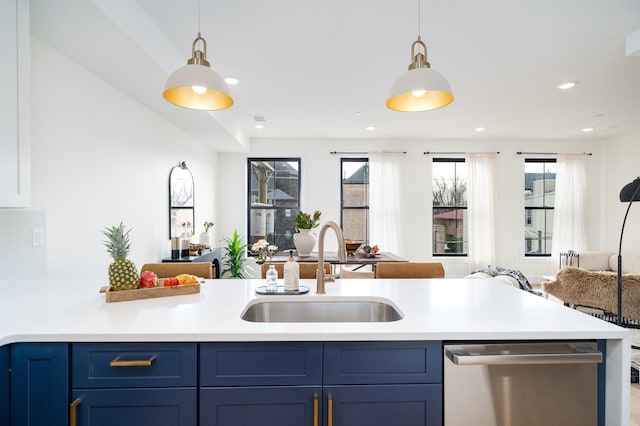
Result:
[328, 393, 333, 426]
[313, 393, 318, 426]
[69, 398, 81, 426]
[109, 354, 157, 367]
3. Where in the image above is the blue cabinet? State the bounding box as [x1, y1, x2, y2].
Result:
[10, 343, 69, 426]
[6, 340, 443, 425]
[71, 388, 197, 426]
[0, 346, 9, 426]
[71, 343, 197, 426]
[201, 386, 321, 426]
[200, 342, 323, 426]
[323, 341, 442, 426]
[200, 341, 443, 426]
[200, 342, 322, 386]
[324, 341, 442, 384]
[325, 385, 442, 426]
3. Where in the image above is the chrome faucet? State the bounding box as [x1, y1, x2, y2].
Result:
[316, 221, 347, 294]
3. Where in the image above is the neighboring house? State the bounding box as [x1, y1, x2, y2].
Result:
[342, 162, 369, 242]
[524, 176, 556, 254]
[249, 160, 300, 250]
[433, 209, 466, 254]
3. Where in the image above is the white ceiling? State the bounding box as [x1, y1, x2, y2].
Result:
[30, 0, 640, 152]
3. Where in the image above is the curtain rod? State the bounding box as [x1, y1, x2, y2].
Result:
[330, 150, 407, 155]
[423, 151, 500, 155]
[516, 151, 593, 156]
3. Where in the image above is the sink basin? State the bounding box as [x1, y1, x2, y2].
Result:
[241, 299, 403, 323]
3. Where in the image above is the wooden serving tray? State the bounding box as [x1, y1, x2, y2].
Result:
[99, 281, 201, 303]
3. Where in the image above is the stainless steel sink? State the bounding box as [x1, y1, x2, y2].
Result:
[241, 299, 403, 323]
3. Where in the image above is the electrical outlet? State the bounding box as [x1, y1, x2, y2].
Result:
[32, 227, 45, 247]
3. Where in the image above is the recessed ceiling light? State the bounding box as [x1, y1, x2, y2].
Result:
[354, 112, 361, 116]
[224, 77, 239, 85]
[251, 114, 266, 129]
[475, 127, 486, 132]
[366, 126, 376, 131]
[582, 127, 595, 132]
[557, 81, 577, 90]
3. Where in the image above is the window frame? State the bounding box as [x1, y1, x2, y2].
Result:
[432, 158, 467, 257]
[246, 157, 301, 256]
[524, 158, 556, 257]
[340, 157, 369, 244]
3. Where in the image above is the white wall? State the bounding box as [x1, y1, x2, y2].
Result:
[29, 38, 219, 279]
[22, 37, 632, 282]
[603, 130, 640, 255]
[0, 209, 46, 279]
[219, 138, 605, 280]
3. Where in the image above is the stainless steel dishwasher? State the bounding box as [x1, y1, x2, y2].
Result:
[444, 341, 603, 426]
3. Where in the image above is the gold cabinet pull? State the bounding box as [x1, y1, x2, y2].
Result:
[328, 393, 333, 426]
[109, 354, 157, 367]
[69, 398, 81, 426]
[313, 393, 318, 426]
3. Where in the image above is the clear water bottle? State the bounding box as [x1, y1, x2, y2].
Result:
[266, 264, 278, 293]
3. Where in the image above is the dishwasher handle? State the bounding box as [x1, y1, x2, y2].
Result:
[445, 344, 603, 366]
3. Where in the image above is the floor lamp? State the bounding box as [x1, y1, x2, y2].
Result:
[618, 177, 640, 326]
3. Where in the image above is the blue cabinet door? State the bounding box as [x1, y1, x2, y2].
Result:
[0, 346, 9, 426]
[201, 386, 322, 426]
[200, 342, 322, 386]
[11, 343, 69, 426]
[324, 341, 442, 384]
[325, 384, 442, 426]
[72, 388, 197, 426]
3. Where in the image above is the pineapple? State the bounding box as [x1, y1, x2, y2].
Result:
[103, 222, 139, 291]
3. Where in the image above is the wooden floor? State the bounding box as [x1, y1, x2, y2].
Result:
[632, 383, 640, 425]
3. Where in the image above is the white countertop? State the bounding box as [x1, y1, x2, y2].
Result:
[0, 277, 627, 345]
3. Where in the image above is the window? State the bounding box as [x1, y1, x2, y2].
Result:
[341, 158, 369, 243]
[432, 159, 467, 256]
[247, 158, 300, 253]
[524, 159, 556, 256]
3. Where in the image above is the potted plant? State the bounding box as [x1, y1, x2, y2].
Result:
[200, 221, 215, 247]
[221, 230, 248, 278]
[294, 210, 321, 257]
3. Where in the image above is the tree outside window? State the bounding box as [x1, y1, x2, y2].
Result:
[524, 159, 556, 256]
[247, 158, 301, 254]
[432, 159, 467, 256]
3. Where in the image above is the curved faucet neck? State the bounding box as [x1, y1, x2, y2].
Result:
[316, 221, 347, 294]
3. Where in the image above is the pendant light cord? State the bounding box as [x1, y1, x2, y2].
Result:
[197, 0, 201, 34]
[417, 0, 421, 36]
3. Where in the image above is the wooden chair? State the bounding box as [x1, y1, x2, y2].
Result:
[261, 262, 331, 279]
[340, 266, 375, 279]
[375, 262, 445, 279]
[140, 262, 213, 279]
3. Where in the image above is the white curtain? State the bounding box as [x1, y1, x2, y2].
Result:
[369, 152, 402, 254]
[552, 154, 588, 258]
[466, 152, 498, 270]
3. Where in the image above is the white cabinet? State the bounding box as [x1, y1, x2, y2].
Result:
[0, 0, 30, 207]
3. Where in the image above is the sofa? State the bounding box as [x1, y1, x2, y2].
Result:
[543, 251, 640, 321]
[561, 251, 640, 274]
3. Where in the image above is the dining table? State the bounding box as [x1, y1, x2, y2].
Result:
[268, 251, 407, 274]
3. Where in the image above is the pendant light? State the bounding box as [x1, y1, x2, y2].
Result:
[386, 0, 453, 112]
[163, 0, 233, 111]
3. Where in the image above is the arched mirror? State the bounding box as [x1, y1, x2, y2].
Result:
[169, 161, 194, 238]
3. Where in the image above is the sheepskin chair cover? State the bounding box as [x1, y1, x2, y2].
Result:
[543, 267, 640, 321]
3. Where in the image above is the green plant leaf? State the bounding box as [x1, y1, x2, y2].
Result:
[221, 229, 248, 278]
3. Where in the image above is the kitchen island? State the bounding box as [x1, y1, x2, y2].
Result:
[0, 277, 630, 424]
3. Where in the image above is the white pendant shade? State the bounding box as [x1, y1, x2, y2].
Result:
[386, 67, 453, 112]
[163, 63, 233, 111]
